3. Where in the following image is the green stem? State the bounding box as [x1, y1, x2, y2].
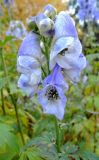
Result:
[9, 93, 25, 145]
[1, 89, 6, 115]
[41, 66, 47, 77]
[0, 47, 6, 115]
[0, 47, 25, 145]
[54, 117, 60, 152]
[45, 42, 50, 75]
[42, 37, 50, 75]
[93, 97, 97, 153]
[0, 47, 7, 77]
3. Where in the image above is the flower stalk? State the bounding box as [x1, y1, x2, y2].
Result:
[54, 117, 60, 152]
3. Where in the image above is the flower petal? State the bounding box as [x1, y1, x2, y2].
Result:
[50, 37, 74, 69]
[43, 64, 68, 91]
[17, 56, 40, 74]
[18, 32, 42, 58]
[55, 52, 86, 70]
[30, 68, 41, 85]
[54, 11, 78, 40]
[18, 74, 38, 97]
[50, 38, 82, 69]
[63, 54, 87, 82]
[64, 68, 81, 83]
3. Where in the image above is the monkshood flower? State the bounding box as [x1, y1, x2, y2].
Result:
[43, 4, 57, 19]
[77, 0, 99, 24]
[4, 0, 14, 7]
[50, 11, 86, 83]
[35, 13, 55, 37]
[6, 20, 27, 40]
[38, 64, 68, 120]
[17, 32, 44, 97]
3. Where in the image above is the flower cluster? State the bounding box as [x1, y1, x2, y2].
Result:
[76, 0, 99, 24]
[17, 4, 86, 120]
[6, 20, 27, 40]
[4, 0, 14, 7]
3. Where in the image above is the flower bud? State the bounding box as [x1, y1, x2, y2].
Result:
[43, 4, 57, 19]
[6, 20, 27, 40]
[26, 16, 38, 30]
[38, 17, 55, 37]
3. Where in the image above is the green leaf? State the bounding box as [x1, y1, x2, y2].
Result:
[3, 36, 14, 45]
[0, 123, 20, 160]
[19, 133, 58, 160]
[62, 143, 78, 154]
[0, 77, 8, 89]
[86, 53, 99, 63]
[59, 154, 69, 160]
[80, 151, 99, 160]
[19, 147, 44, 160]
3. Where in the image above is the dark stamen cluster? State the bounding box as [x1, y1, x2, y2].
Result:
[45, 85, 59, 101]
[59, 48, 68, 56]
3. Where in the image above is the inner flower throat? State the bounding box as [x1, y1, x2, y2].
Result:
[59, 48, 68, 56]
[45, 85, 59, 101]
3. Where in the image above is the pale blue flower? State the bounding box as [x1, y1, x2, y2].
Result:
[4, 0, 14, 7]
[43, 4, 57, 19]
[77, 0, 99, 23]
[50, 11, 86, 83]
[6, 20, 27, 40]
[38, 64, 68, 120]
[17, 32, 44, 96]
